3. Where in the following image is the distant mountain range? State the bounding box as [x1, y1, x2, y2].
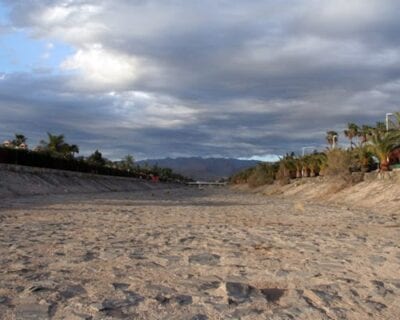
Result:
[137, 157, 260, 181]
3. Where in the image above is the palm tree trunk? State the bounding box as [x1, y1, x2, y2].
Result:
[380, 157, 390, 171]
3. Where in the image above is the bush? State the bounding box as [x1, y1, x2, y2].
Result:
[323, 149, 353, 181]
[0, 147, 190, 182]
[247, 163, 277, 188]
[275, 157, 296, 181]
[229, 167, 255, 184]
[351, 147, 377, 172]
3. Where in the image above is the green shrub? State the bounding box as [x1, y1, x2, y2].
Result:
[247, 163, 277, 188]
[0, 147, 189, 182]
[229, 167, 255, 184]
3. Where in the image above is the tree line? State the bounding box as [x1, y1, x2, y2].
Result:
[0, 132, 190, 183]
[230, 113, 400, 187]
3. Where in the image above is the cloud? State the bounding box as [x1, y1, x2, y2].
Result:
[60, 44, 141, 89]
[1, 0, 400, 159]
[240, 154, 281, 162]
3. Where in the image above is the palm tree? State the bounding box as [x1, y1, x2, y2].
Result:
[87, 150, 106, 167]
[359, 125, 374, 145]
[326, 131, 338, 149]
[68, 144, 80, 158]
[302, 153, 324, 177]
[278, 154, 296, 179]
[355, 145, 374, 172]
[119, 154, 135, 171]
[344, 123, 359, 149]
[318, 153, 329, 176]
[315, 153, 327, 176]
[301, 156, 311, 177]
[40, 133, 65, 154]
[294, 158, 303, 178]
[12, 134, 27, 147]
[39, 133, 78, 158]
[309, 157, 319, 177]
[366, 129, 400, 171]
[391, 112, 400, 130]
[375, 121, 386, 133]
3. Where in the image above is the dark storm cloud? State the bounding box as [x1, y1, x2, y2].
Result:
[1, 0, 400, 159]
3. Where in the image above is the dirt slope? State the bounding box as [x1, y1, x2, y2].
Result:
[233, 172, 400, 213]
[0, 164, 166, 199]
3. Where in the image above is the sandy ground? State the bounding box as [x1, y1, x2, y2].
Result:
[0, 187, 399, 319]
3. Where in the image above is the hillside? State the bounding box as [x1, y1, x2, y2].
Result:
[137, 157, 260, 181]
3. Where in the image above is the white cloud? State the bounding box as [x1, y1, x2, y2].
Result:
[144, 104, 199, 128]
[61, 44, 140, 88]
[310, 0, 381, 25]
[22, 2, 106, 44]
[41, 5, 73, 24]
[240, 154, 281, 162]
[108, 91, 199, 129]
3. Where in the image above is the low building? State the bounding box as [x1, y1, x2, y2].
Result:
[17, 143, 28, 150]
[2, 141, 28, 150]
[2, 140, 12, 148]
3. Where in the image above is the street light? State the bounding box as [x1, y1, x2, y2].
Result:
[332, 135, 338, 149]
[386, 113, 394, 131]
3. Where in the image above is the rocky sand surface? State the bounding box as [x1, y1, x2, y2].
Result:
[0, 188, 399, 319]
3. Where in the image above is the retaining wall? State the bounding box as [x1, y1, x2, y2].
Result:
[0, 164, 165, 198]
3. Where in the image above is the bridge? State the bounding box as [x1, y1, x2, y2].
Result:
[186, 181, 227, 187]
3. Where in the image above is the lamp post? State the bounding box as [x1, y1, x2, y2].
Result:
[332, 135, 338, 149]
[386, 113, 394, 131]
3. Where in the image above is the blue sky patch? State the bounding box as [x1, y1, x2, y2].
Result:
[0, 3, 9, 24]
[0, 4, 73, 74]
[0, 31, 73, 73]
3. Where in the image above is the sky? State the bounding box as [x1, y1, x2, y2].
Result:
[1, 1, 400, 161]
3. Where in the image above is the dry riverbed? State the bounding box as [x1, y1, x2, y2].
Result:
[0, 188, 399, 319]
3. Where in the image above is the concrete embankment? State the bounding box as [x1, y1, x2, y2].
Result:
[0, 164, 170, 198]
[233, 171, 400, 213]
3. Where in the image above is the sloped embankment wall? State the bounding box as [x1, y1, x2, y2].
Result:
[0, 164, 164, 198]
[233, 172, 400, 213]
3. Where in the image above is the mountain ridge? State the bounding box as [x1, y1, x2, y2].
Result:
[137, 157, 260, 181]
